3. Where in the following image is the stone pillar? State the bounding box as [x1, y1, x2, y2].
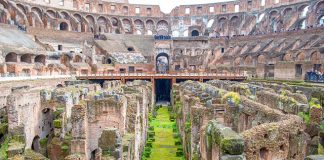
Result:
[99, 127, 122, 159]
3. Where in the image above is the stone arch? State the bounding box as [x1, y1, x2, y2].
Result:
[310, 51, 321, 62]
[218, 17, 227, 23]
[16, 3, 27, 14]
[31, 135, 41, 152]
[156, 20, 169, 36]
[122, 18, 132, 34]
[0, 0, 8, 9]
[35, 55, 46, 65]
[296, 52, 305, 61]
[59, 21, 69, 31]
[146, 19, 155, 29]
[257, 55, 266, 64]
[73, 55, 82, 63]
[46, 9, 56, 19]
[111, 17, 119, 27]
[29, 7, 43, 27]
[283, 53, 292, 61]
[97, 16, 110, 33]
[5, 52, 17, 62]
[191, 30, 199, 36]
[230, 16, 239, 24]
[21, 54, 32, 63]
[60, 54, 71, 66]
[156, 52, 169, 73]
[298, 5, 309, 18]
[60, 11, 71, 20]
[269, 10, 279, 20]
[86, 15, 95, 33]
[282, 7, 293, 15]
[244, 55, 253, 65]
[315, 1, 324, 13]
[134, 19, 144, 34]
[73, 13, 85, 32]
[234, 57, 241, 66]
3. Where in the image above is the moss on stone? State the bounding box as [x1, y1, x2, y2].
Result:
[309, 98, 321, 109]
[222, 92, 241, 106]
[39, 137, 48, 148]
[0, 136, 9, 160]
[298, 112, 310, 124]
[53, 119, 62, 128]
[0, 123, 8, 135]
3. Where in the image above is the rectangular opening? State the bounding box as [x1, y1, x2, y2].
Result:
[119, 68, 126, 73]
[197, 7, 202, 14]
[185, 8, 190, 14]
[85, 3, 90, 12]
[128, 66, 135, 73]
[147, 8, 152, 15]
[221, 48, 225, 53]
[175, 65, 181, 71]
[58, 0, 64, 6]
[295, 64, 303, 77]
[58, 45, 63, 51]
[222, 5, 226, 12]
[209, 6, 214, 13]
[135, 7, 140, 14]
[98, 4, 103, 12]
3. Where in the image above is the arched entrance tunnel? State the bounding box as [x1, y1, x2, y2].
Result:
[155, 79, 171, 103]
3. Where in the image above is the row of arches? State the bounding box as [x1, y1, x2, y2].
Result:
[5, 53, 46, 64]
[234, 51, 322, 66]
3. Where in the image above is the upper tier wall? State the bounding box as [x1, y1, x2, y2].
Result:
[13, 0, 311, 17]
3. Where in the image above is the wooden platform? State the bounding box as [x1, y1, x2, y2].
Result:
[76, 73, 247, 82]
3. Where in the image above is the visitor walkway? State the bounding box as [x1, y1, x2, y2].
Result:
[144, 106, 184, 160]
[77, 72, 246, 82]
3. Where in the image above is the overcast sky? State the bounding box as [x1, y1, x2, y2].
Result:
[128, 0, 233, 13]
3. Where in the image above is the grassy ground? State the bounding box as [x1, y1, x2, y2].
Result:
[0, 136, 9, 160]
[147, 106, 184, 160]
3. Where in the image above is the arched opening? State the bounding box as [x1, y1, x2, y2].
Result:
[257, 55, 266, 64]
[298, 19, 306, 29]
[311, 52, 320, 62]
[147, 30, 153, 35]
[73, 55, 82, 63]
[31, 136, 41, 152]
[156, 20, 169, 36]
[319, 16, 324, 25]
[260, 147, 269, 160]
[156, 53, 169, 74]
[297, 52, 305, 61]
[5, 53, 17, 62]
[21, 54, 32, 63]
[191, 30, 199, 36]
[59, 22, 68, 31]
[106, 58, 112, 64]
[207, 19, 214, 28]
[35, 55, 46, 65]
[61, 54, 71, 66]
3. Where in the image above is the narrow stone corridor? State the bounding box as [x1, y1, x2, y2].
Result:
[143, 106, 184, 160]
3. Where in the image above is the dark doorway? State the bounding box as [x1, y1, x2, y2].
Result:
[156, 79, 171, 102]
[191, 30, 199, 36]
[31, 136, 40, 152]
[59, 22, 68, 31]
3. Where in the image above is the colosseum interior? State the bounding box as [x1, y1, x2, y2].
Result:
[0, 0, 324, 159]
